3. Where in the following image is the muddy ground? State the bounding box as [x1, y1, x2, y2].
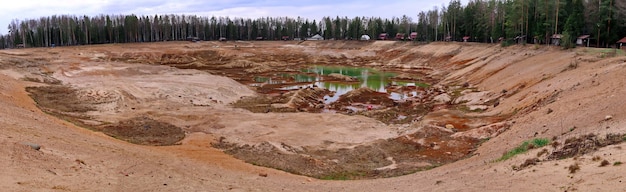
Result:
[2, 41, 626, 191]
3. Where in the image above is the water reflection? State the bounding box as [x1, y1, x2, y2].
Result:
[255, 66, 427, 103]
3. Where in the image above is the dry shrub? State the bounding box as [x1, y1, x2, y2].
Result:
[536, 148, 549, 157]
[600, 160, 610, 167]
[592, 156, 602, 161]
[517, 158, 540, 170]
[568, 163, 580, 173]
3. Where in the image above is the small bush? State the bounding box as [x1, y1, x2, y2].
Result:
[592, 156, 601, 161]
[531, 138, 550, 147]
[500, 40, 513, 47]
[600, 160, 610, 167]
[614, 161, 622, 166]
[517, 158, 540, 170]
[568, 60, 579, 69]
[568, 163, 580, 173]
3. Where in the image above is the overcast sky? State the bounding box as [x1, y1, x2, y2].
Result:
[0, 0, 467, 35]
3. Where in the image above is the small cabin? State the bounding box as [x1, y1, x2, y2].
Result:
[281, 36, 290, 41]
[513, 35, 526, 44]
[255, 36, 264, 41]
[186, 36, 199, 42]
[577, 35, 590, 47]
[395, 33, 405, 40]
[462, 36, 470, 42]
[378, 33, 388, 40]
[219, 37, 227, 41]
[551, 34, 562, 46]
[617, 37, 626, 50]
[409, 32, 418, 40]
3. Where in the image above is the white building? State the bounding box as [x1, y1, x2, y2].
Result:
[307, 34, 324, 41]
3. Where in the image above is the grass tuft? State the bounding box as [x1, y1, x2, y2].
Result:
[497, 138, 550, 161]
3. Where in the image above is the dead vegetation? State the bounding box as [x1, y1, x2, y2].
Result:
[547, 133, 625, 160]
[512, 133, 626, 171]
[214, 125, 478, 179]
[99, 117, 184, 146]
[232, 87, 330, 113]
[26, 85, 95, 113]
[26, 85, 185, 146]
[568, 163, 580, 173]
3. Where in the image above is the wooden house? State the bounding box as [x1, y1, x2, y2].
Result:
[378, 33, 388, 40]
[395, 33, 405, 40]
[617, 37, 626, 50]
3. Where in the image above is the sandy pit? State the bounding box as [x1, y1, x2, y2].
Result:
[1, 41, 626, 191]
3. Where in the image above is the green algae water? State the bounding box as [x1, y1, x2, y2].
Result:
[256, 65, 428, 102]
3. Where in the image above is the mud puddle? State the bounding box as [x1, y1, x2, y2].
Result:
[252, 66, 429, 103]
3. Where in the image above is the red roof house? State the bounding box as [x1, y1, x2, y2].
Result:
[617, 37, 626, 49]
[395, 33, 405, 40]
[409, 32, 418, 40]
[378, 33, 388, 40]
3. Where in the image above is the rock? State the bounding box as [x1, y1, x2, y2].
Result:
[451, 122, 511, 140]
[468, 105, 488, 111]
[445, 124, 455, 129]
[328, 73, 357, 81]
[433, 93, 451, 104]
[453, 91, 492, 105]
[605, 115, 613, 121]
[259, 173, 268, 177]
[20, 142, 40, 151]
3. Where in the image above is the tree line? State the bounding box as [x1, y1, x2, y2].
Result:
[1, 0, 624, 49]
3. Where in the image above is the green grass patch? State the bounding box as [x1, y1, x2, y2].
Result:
[582, 48, 626, 57]
[414, 82, 430, 88]
[531, 138, 551, 147]
[497, 138, 550, 161]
